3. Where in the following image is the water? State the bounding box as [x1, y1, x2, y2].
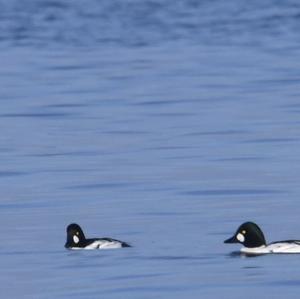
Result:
[1, 0, 300, 298]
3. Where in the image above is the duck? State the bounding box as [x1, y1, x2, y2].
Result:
[224, 221, 300, 254]
[65, 223, 131, 250]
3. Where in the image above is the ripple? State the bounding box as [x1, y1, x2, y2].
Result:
[183, 130, 248, 137]
[135, 99, 187, 106]
[142, 255, 208, 261]
[266, 279, 300, 286]
[31, 151, 98, 157]
[0, 171, 27, 177]
[0, 0, 299, 47]
[213, 156, 268, 162]
[243, 138, 297, 144]
[44, 103, 89, 108]
[0, 112, 74, 119]
[66, 182, 134, 190]
[185, 189, 283, 196]
[103, 273, 167, 281]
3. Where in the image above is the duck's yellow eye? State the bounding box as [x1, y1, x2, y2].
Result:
[242, 230, 246, 234]
[76, 232, 79, 235]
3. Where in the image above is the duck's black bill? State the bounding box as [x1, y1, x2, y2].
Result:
[224, 236, 237, 243]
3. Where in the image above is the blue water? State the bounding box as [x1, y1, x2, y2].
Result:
[1, 0, 300, 298]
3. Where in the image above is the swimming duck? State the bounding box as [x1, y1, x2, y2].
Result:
[65, 223, 130, 250]
[224, 222, 300, 254]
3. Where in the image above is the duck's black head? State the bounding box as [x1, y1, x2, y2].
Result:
[65, 223, 86, 248]
[224, 222, 267, 248]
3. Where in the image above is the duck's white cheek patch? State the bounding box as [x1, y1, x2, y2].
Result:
[73, 235, 80, 244]
[237, 233, 245, 243]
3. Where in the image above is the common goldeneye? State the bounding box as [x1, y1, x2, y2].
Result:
[65, 223, 130, 250]
[224, 221, 300, 254]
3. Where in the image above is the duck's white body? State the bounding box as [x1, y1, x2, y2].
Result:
[241, 241, 300, 254]
[78, 239, 124, 250]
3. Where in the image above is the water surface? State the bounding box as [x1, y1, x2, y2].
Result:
[1, 0, 300, 298]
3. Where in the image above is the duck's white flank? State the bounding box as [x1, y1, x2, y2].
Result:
[241, 242, 300, 254]
[85, 240, 123, 249]
[68, 240, 124, 250]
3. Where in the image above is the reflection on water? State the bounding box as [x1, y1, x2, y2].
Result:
[228, 251, 266, 258]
